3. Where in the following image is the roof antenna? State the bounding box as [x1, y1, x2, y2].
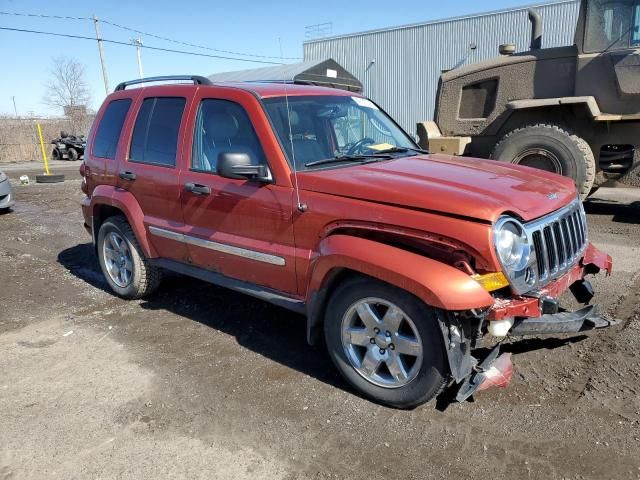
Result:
[279, 37, 307, 213]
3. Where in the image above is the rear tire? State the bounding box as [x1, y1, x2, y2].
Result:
[97, 215, 161, 299]
[491, 124, 596, 200]
[324, 277, 449, 409]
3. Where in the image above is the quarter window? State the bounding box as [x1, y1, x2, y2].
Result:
[93, 99, 131, 159]
[130, 97, 186, 167]
[191, 99, 266, 173]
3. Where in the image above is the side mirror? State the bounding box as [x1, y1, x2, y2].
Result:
[217, 152, 271, 182]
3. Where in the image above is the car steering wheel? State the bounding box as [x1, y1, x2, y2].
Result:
[347, 137, 376, 155]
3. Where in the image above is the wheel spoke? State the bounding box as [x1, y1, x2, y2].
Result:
[123, 258, 133, 272]
[360, 348, 382, 377]
[104, 247, 118, 261]
[356, 303, 381, 330]
[109, 263, 120, 279]
[393, 334, 421, 357]
[343, 327, 370, 347]
[386, 353, 409, 383]
[382, 306, 403, 334]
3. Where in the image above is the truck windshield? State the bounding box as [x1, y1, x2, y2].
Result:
[262, 95, 418, 170]
[584, 0, 640, 52]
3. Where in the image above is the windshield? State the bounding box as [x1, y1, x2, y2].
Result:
[584, 0, 640, 52]
[262, 95, 418, 170]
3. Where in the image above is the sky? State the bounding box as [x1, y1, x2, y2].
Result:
[0, 0, 547, 116]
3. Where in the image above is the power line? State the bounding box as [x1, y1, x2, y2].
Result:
[0, 26, 283, 65]
[0, 10, 302, 60]
[99, 19, 302, 60]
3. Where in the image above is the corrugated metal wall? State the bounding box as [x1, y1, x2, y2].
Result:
[303, 0, 580, 133]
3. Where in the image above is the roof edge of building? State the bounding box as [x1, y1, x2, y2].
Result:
[303, 0, 578, 45]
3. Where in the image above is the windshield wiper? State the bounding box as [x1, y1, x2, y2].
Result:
[304, 154, 393, 168]
[370, 146, 429, 155]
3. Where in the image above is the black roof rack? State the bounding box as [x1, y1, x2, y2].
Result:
[114, 75, 213, 92]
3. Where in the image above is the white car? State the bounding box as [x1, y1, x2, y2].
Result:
[0, 170, 15, 212]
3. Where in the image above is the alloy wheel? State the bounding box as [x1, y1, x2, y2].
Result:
[341, 297, 423, 389]
[103, 231, 133, 288]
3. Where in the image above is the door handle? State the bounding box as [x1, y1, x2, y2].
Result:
[119, 171, 136, 181]
[184, 182, 211, 195]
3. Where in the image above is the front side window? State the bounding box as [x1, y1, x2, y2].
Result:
[191, 99, 267, 173]
[93, 98, 131, 159]
[585, 0, 640, 52]
[263, 95, 416, 170]
[129, 97, 186, 167]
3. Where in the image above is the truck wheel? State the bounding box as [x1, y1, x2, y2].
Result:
[97, 215, 162, 299]
[324, 277, 449, 409]
[491, 124, 595, 199]
[67, 147, 79, 161]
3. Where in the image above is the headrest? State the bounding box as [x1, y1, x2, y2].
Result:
[204, 111, 239, 139]
[288, 108, 313, 135]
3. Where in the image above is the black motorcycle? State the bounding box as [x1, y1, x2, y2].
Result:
[51, 131, 86, 161]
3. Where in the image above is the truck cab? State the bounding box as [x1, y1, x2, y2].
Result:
[422, 0, 640, 198]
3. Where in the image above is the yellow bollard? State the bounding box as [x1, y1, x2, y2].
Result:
[36, 123, 50, 175]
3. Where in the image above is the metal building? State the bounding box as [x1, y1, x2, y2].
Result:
[303, 0, 580, 134]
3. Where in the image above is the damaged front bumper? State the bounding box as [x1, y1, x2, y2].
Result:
[487, 243, 613, 334]
[447, 243, 615, 402]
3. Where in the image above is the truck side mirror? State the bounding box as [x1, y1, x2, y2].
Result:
[217, 152, 271, 182]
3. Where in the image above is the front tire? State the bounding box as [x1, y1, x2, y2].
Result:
[324, 277, 449, 409]
[491, 124, 596, 199]
[97, 215, 161, 299]
[67, 147, 79, 161]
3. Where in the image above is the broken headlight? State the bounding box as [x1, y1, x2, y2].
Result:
[493, 216, 536, 293]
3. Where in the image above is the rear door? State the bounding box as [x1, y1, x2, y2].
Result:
[178, 89, 297, 294]
[117, 87, 194, 262]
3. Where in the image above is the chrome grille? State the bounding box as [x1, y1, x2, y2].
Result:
[525, 199, 588, 287]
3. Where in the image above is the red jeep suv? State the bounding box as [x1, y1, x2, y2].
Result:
[80, 75, 613, 408]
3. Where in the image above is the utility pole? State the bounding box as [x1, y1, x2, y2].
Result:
[11, 96, 17, 117]
[130, 38, 144, 78]
[93, 15, 110, 95]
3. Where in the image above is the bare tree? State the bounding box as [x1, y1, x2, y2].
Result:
[43, 56, 91, 133]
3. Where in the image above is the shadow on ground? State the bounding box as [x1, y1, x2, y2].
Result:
[584, 198, 640, 224]
[57, 242, 348, 395]
[58, 242, 590, 411]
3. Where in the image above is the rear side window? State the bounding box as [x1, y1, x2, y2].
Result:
[129, 97, 186, 167]
[93, 99, 132, 159]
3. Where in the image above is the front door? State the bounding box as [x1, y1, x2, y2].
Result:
[178, 92, 297, 295]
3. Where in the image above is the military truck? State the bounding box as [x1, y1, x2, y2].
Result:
[418, 0, 640, 198]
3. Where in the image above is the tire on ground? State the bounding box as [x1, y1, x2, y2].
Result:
[35, 174, 65, 183]
[97, 215, 162, 299]
[324, 277, 449, 409]
[67, 147, 78, 161]
[491, 123, 596, 199]
[52, 148, 61, 160]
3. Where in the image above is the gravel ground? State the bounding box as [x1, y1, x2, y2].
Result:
[1, 162, 639, 480]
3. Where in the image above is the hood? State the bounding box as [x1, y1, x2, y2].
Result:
[297, 154, 576, 223]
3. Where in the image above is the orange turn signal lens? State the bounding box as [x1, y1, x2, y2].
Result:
[472, 272, 510, 292]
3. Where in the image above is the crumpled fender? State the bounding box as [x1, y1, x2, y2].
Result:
[307, 235, 494, 311]
[90, 185, 157, 258]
